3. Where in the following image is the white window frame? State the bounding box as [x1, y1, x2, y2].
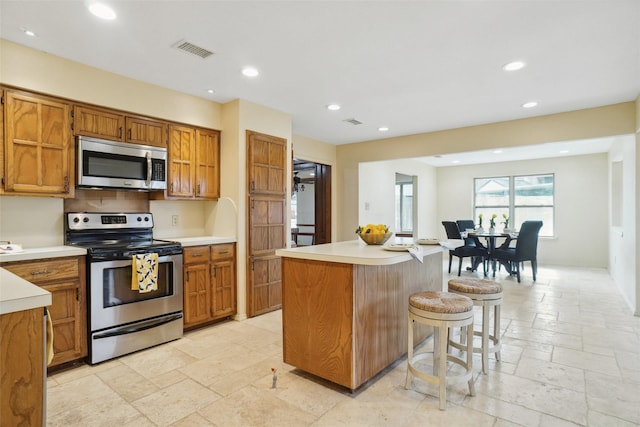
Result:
[474, 173, 555, 237]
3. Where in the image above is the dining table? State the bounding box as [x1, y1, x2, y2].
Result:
[467, 230, 517, 276]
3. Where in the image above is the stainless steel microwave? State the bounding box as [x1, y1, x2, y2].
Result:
[77, 136, 167, 191]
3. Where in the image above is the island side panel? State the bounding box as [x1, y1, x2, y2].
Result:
[352, 251, 442, 388]
[282, 257, 355, 388]
[0, 307, 44, 427]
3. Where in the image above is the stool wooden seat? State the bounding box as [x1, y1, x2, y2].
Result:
[448, 278, 503, 374]
[405, 291, 475, 410]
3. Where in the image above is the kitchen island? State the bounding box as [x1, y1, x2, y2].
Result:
[1, 268, 52, 426]
[276, 240, 443, 390]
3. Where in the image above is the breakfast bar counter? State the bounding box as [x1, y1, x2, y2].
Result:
[276, 240, 444, 390]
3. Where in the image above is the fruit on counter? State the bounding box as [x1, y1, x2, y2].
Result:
[355, 224, 390, 235]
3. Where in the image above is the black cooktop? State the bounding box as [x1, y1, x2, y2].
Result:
[65, 212, 182, 259]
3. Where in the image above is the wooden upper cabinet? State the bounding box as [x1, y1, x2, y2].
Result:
[3, 89, 73, 197]
[73, 106, 167, 147]
[247, 131, 286, 196]
[166, 125, 220, 200]
[73, 105, 125, 140]
[168, 124, 195, 197]
[126, 116, 167, 147]
[195, 129, 220, 199]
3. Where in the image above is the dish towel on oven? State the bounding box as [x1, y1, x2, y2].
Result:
[131, 252, 159, 293]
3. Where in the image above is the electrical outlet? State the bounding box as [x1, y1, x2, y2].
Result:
[171, 215, 179, 226]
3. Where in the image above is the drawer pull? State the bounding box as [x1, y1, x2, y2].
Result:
[31, 269, 50, 276]
[191, 253, 203, 257]
[218, 251, 229, 255]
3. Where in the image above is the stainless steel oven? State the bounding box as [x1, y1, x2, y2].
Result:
[65, 212, 183, 364]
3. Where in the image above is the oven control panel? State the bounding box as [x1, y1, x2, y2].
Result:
[66, 212, 154, 230]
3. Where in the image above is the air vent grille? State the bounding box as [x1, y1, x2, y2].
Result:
[343, 118, 363, 125]
[172, 40, 214, 59]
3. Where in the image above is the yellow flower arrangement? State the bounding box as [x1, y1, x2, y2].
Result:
[489, 214, 497, 228]
[502, 213, 509, 228]
[478, 213, 483, 227]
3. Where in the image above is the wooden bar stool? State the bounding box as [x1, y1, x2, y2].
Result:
[447, 278, 503, 374]
[405, 291, 475, 410]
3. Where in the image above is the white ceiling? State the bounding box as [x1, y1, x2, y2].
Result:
[1, 0, 638, 162]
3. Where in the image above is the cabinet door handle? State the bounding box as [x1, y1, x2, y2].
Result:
[119, 127, 123, 138]
[128, 128, 132, 139]
[212, 266, 217, 278]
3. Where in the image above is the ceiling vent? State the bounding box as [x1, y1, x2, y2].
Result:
[172, 39, 214, 59]
[343, 118, 363, 126]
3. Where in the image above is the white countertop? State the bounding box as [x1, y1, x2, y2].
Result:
[0, 245, 87, 263]
[276, 240, 443, 266]
[0, 237, 237, 263]
[0, 268, 52, 315]
[160, 236, 236, 247]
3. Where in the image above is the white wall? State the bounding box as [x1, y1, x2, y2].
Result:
[437, 153, 609, 268]
[0, 197, 64, 248]
[358, 159, 438, 239]
[609, 135, 636, 313]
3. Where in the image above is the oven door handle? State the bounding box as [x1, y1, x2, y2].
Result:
[93, 313, 183, 339]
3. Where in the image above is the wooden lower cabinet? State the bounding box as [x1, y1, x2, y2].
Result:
[183, 243, 236, 329]
[0, 307, 45, 426]
[1, 256, 87, 368]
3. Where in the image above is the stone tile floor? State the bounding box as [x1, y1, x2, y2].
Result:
[47, 262, 640, 426]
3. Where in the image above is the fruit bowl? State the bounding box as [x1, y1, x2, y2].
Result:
[356, 224, 392, 245]
[357, 231, 392, 245]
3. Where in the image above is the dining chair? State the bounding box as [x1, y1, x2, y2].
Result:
[491, 220, 543, 282]
[456, 219, 488, 271]
[442, 221, 488, 276]
[456, 219, 487, 248]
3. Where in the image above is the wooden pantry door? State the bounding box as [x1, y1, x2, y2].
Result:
[247, 130, 286, 317]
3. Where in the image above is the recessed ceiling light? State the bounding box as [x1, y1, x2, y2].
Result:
[326, 104, 341, 111]
[87, 2, 117, 20]
[559, 149, 570, 154]
[207, 89, 215, 94]
[451, 160, 460, 164]
[241, 67, 259, 77]
[522, 101, 538, 108]
[503, 61, 526, 71]
[493, 150, 503, 154]
[21, 28, 36, 37]
[378, 126, 389, 132]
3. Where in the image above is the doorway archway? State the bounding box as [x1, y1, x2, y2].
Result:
[292, 159, 331, 246]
